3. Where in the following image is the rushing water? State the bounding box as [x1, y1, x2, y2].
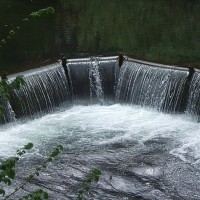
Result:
[89, 57, 104, 104]
[0, 56, 200, 199]
[9, 63, 72, 118]
[0, 104, 200, 199]
[116, 60, 188, 113]
[0, 0, 200, 199]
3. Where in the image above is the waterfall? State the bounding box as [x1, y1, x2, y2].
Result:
[0, 94, 16, 123]
[9, 62, 71, 118]
[116, 60, 188, 113]
[65, 56, 117, 103]
[2, 56, 117, 120]
[2, 56, 200, 123]
[89, 57, 104, 104]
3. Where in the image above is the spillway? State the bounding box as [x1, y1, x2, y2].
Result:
[0, 56, 200, 199]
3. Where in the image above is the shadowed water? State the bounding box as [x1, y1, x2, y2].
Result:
[1, 104, 200, 199]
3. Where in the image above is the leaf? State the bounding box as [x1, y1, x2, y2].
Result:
[1, 39, 6, 45]
[47, 157, 53, 162]
[30, 7, 55, 18]
[0, 105, 5, 117]
[3, 177, 12, 185]
[77, 168, 101, 199]
[36, 167, 41, 171]
[43, 192, 48, 199]
[10, 76, 25, 90]
[24, 143, 33, 150]
[0, 189, 5, 196]
[6, 168, 16, 179]
[28, 175, 34, 180]
[57, 145, 64, 151]
[22, 18, 29, 22]
[9, 30, 15, 36]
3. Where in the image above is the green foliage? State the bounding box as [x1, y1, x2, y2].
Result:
[10, 76, 26, 90]
[22, 18, 29, 22]
[1, 0, 200, 70]
[20, 189, 48, 200]
[77, 168, 101, 200]
[0, 7, 55, 49]
[47, 145, 63, 162]
[0, 75, 25, 117]
[0, 39, 6, 45]
[17, 143, 33, 157]
[30, 7, 55, 18]
[0, 188, 5, 196]
[0, 76, 25, 101]
[0, 144, 63, 199]
[9, 30, 15, 36]
[0, 79, 10, 100]
[0, 104, 4, 116]
[0, 143, 34, 197]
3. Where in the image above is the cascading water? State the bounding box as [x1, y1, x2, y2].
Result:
[1, 105, 200, 200]
[1, 56, 199, 120]
[9, 62, 72, 118]
[89, 57, 104, 104]
[116, 60, 188, 113]
[1, 56, 200, 200]
[64, 56, 117, 104]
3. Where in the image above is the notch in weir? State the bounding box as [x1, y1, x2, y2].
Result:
[180, 66, 195, 113]
[188, 67, 195, 81]
[62, 57, 73, 100]
[118, 53, 125, 68]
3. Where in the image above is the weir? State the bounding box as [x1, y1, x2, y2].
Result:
[8, 63, 72, 118]
[116, 59, 189, 113]
[0, 56, 200, 123]
[2, 55, 200, 199]
[63, 56, 118, 103]
[0, 95, 16, 123]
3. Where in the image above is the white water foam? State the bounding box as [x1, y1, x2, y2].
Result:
[0, 104, 199, 164]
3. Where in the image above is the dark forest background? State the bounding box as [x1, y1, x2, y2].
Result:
[0, 0, 200, 74]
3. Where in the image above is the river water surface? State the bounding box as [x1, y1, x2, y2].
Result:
[0, 104, 200, 199]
